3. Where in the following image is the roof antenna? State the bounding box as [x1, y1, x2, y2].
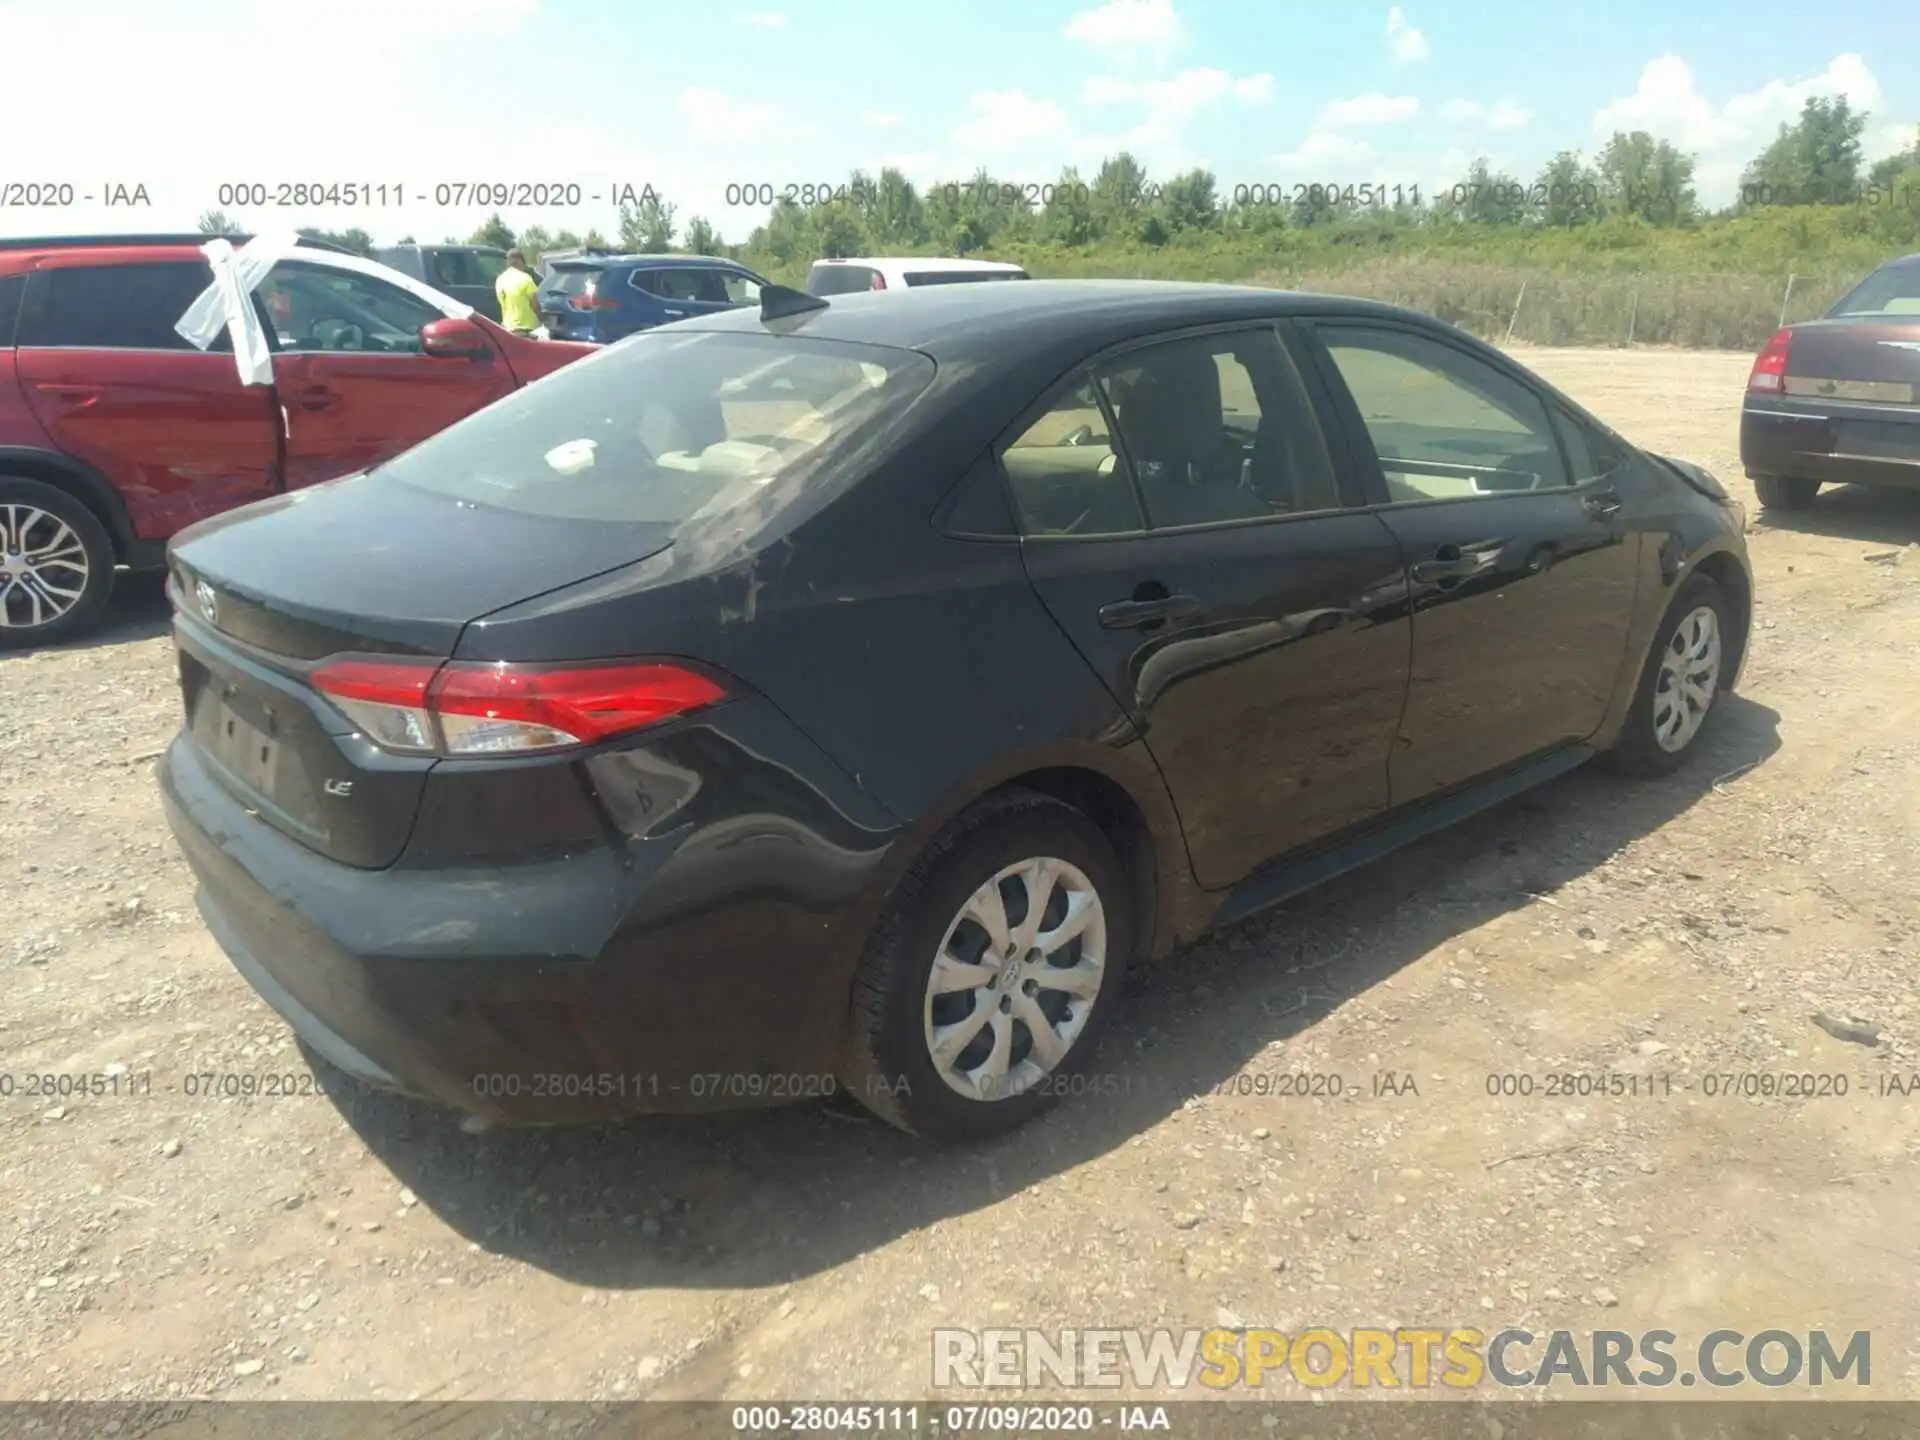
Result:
[760, 283, 829, 322]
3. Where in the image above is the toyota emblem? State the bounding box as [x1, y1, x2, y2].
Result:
[195, 580, 218, 627]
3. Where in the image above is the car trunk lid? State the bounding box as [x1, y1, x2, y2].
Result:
[167, 473, 676, 868]
[1780, 318, 1920, 404]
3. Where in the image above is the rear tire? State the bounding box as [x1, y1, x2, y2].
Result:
[1753, 474, 1819, 511]
[1605, 573, 1731, 779]
[840, 789, 1133, 1143]
[0, 477, 116, 650]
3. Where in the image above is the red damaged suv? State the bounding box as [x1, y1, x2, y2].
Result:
[0, 234, 594, 647]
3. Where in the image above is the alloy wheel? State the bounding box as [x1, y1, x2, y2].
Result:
[922, 856, 1107, 1102]
[0, 503, 91, 632]
[1652, 604, 1721, 753]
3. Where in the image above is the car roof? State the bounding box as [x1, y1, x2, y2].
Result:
[681, 278, 1413, 361]
[0, 233, 358, 276]
[812, 256, 1026, 273]
[552, 253, 747, 270]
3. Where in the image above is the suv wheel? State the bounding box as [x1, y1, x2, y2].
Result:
[840, 790, 1132, 1143]
[0, 478, 116, 649]
[1753, 474, 1819, 511]
[1606, 573, 1731, 778]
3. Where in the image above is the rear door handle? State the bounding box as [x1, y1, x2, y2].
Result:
[1583, 488, 1623, 519]
[1099, 594, 1200, 628]
[37, 385, 99, 406]
[294, 386, 339, 411]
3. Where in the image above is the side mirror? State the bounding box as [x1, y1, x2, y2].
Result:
[421, 316, 490, 359]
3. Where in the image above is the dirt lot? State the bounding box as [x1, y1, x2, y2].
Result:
[2, 346, 1917, 1405]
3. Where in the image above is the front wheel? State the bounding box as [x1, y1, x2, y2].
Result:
[0, 478, 116, 650]
[840, 790, 1133, 1143]
[1605, 573, 1731, 778]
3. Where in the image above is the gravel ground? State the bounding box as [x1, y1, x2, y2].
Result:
[1, 346, 1916, 1404]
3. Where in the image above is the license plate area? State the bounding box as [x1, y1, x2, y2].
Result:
[216, 703, 281, 794]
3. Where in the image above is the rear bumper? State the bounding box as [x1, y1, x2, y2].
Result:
[159, 711, 902, 1124]
[1741, 397, 1920, 490]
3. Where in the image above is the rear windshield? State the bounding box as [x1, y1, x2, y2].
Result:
[1828, 263, 1920, 317]
[807, 264, 881, 296]
[903, 269, 1028, 287]
[377, 332, 935, 526]
[544, 266, 601, 295]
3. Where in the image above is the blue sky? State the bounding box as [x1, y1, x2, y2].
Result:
[2, 0, 1915, 242]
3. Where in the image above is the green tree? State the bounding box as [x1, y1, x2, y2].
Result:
[1041, 166, 1096, 245]
[197, 209, 232, 235]
[1451, 157, 1528, 225]
[683, 216, 720, 254]
[1596, 131, 1698, 223]
[469, 213, 516, 250]
[395, 234, 416, 244]
[1090, 153, 1151, 242]
[1741, 96, 1867, 206]
[1868, 126, 1920, 190]
[516, 223, 554, 264]
[864, 167, 926, 247]
[620, 193, 677, 252]
[1157, 168, 1220, 234]
[550, 229, 582, 249]
[581, 228, 609, 250]
[1534, 149, 1602, 227]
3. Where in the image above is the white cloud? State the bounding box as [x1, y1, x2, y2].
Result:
[1592, 53, 1886, 206]
[952, 90, 1072, 155]
[1085, 69, 1274, 119]
[1317, 93, 1420, 128]
[1442, 97, 1530, 129]
[1386, 7, 1429, 65]
[863, 111, 902, 128]
[1270, 132, 1378, 169]
[1866, 120, 1920, 162]
[676, 87, 783, 147]
[741, 9, 786, 25]
[1063, 0, 1183, 50]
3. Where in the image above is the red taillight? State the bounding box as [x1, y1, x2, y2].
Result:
[310, 657, 726, 757]
[1749, 327, 1792, 393]
[870, 272, 886, 291]
[568, 281, 619, 311]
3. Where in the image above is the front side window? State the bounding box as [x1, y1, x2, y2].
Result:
[1318, 326, 1571, 502]
[1095, 328, 1342, 528]
[259, 262, 444, 353]
[378, 331, 934, 528]
[718, 271, 763, 305]
[18, 262, 218, 350]
[1001, 375, 1145, 538]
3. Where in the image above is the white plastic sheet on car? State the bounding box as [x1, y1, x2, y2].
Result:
[174, 234, 476, 386]
[174, 232, 300, 386]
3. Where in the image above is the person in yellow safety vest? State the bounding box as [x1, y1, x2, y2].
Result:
[495, 249, 541, 336]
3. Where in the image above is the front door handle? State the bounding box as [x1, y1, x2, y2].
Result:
[294, 386, 339, 411]
[1584, 488, 1623, 519]
[1099, 593, 1200, 628]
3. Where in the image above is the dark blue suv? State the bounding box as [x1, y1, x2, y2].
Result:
[536, 253, 771, 343]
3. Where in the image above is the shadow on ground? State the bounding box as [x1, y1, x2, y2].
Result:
[1756, 481, 1920, 546]
[0, 569, 172, 658]
[315, 694, 1782, 1290]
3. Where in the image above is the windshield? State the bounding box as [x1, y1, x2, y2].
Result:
[1828, 263, 1920, 317]
[377, 331, 935, 526]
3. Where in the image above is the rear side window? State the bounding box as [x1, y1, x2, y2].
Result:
[378, 332, 935, 527]
[0, 274, 24, 348]
[430, 250, 504, 288]
[546, 267, 601, 297]
[902, 270, 1026, 287]
[807, 264, 881, 296]
[643, 268, 731, 303]
[1828, 263, 1920, 317]
[17, 262, 213, 350]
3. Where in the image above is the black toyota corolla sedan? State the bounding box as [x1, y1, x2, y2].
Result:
[159, 278, 1754, 1143]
